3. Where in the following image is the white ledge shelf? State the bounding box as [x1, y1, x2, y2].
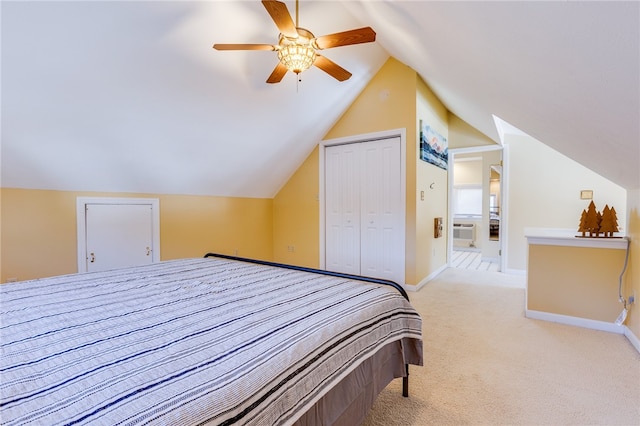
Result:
[525, 228, 628, 249]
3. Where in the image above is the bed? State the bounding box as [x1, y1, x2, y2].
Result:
[0, 254, 423, 425]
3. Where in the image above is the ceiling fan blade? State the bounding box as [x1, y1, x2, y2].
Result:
[314, 55, 352, 82]
[261, 0, 298, 39]
[267, 62, 288, 84]
[213, 44, 276, 51]
[314, 27, 376, 50]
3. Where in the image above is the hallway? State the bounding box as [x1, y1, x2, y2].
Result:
[451, 250, 500, 272]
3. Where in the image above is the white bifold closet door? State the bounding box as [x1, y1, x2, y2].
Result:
[325, 136, 403, 284]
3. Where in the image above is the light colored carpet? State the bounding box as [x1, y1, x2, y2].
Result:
[362, 268, 640, 425]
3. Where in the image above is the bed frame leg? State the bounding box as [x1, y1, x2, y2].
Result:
[402, 364, 409, 397]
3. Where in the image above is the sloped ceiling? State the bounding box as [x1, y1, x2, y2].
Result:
[2, 1, 638, 198]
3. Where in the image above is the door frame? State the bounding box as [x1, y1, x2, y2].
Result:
[319, 128, 407, 284]
[448, 144, 508, 273]
[76, 197, 161, 273]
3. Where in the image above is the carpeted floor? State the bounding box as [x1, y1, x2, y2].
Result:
[362, 268, 640, 425]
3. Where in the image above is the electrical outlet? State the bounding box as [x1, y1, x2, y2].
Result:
[629, 292, 636, 305]
[287, 245, 295, 253]
[7, 277, 18, 283]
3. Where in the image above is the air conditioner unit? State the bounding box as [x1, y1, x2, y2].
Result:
[453, 223, 476, 242]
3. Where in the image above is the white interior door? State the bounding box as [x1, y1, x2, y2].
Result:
[325, 143, 361, 275]
[360, 137, 402, 282]
[77, 198, 160, 273]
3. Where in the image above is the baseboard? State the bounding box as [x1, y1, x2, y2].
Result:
[404, 263, 449, 292]
[525, 309, 625, 334]
[525, 310, 640, 354]
[505, 268, 527, 276]
[624, 326, 640, 353]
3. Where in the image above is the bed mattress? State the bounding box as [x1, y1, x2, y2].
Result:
[0, 257, 422, 425]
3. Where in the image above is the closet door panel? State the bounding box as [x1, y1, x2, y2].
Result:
[325, 144, 361, 275]
[85, 203, 153, 273]
[360, 137, 402, 283]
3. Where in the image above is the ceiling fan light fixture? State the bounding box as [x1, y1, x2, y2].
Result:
[277, 43, 316, 75]
[214, 1, 375, 83]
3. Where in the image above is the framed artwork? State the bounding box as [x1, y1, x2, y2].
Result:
[419, 120, 448, 170]
[580, 190, 593, 200]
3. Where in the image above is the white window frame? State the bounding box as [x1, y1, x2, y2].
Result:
[452, 184, 483, 217]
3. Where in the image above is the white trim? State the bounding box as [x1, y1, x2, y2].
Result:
[448, 144, 507, 273]
[447, 151, 454, 265]
[407, 263, 449, 292]
[526, 310, 640, 354]
[505, 268, 527, 276]
[76, 197, 161, 273]
[500, 143, 510, 273]
[320, 128, 407, 148]
[449, 144, 503, 155]
[525, 309, 625, 334]
[525, 230, 629, 249]
[403, 284, 420, 292]
[624, 326, 640, 353]
[319, 129, 407, 286]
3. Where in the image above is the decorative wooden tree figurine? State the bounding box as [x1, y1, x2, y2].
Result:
[577, 201, 620, 238]
[583, 200, 601, 237]
[578, 209, 589, 237]
[600, 205, 619, 237]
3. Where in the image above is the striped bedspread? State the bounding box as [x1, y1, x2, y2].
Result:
[0, 257, 422, 425]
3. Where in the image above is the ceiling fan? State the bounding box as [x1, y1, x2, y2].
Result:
[213, 0, 376, 84]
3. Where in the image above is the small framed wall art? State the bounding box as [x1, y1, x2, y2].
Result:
[419, 119, 448, 170]
[580, 190, 593, 200]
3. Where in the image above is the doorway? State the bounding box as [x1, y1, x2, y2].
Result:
[448, 146, 505, 272]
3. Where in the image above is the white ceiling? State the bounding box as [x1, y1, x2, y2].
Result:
[2, 1, 639, 197]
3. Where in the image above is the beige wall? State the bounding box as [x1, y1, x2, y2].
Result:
[505, 133, 627, 272]
[1, 188, 273, 282]
[528, 244, 627, 322]
[624, 189, 639, 338]
[453, 158, 483, 186]
[272, 147, 319, 268]
[272, 57, 450, 286]
[323, 57, 420, 284]
[415, 78, 449, 283]
[448, 113, 496, 149]
[2, 189, 79, 281]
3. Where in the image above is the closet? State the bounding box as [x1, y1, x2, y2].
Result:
[76, 197, 160, 273]
[324, 136, 404, 284]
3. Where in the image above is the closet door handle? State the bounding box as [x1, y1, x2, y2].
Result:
[146, 247, 151, 256]
[89, 252, 95, 263]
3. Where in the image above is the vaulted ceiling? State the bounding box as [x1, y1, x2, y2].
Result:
[2, 1, 638, 197]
